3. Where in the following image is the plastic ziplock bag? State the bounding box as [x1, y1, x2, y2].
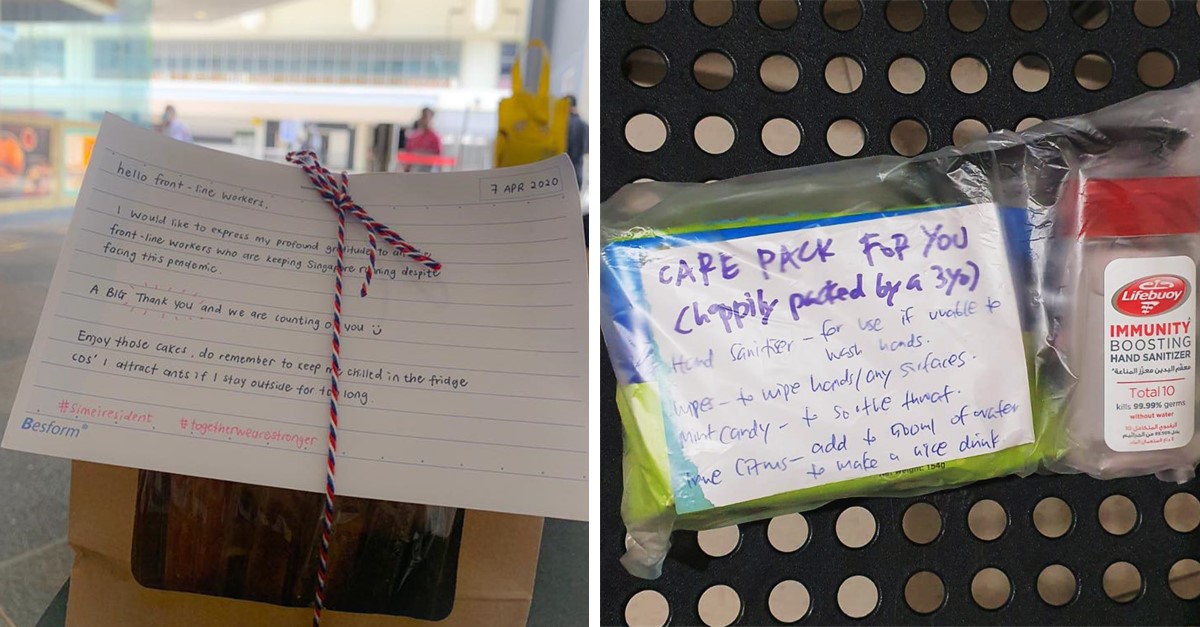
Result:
[600, 138, 1054, 578]
[131, 470, 463, 619]
[1031, 82, 1200, 482]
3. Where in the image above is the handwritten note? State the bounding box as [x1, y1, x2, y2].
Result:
[3, 115, 587, 521]
[636, 205, 1034, 513]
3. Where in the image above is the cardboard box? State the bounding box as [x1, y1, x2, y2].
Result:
[66, 461, 543, 626]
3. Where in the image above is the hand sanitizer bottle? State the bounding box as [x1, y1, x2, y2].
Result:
[1056, 176, 1200, 482]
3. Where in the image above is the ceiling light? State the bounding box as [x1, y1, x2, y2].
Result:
[351, 0, 376, 32]
[239, 10, 265, 30]
[473, 0, 498, 31]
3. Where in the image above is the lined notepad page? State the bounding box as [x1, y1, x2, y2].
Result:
[3, 115, 587, 520]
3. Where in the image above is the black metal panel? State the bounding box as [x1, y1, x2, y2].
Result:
[601, 1, 1200, 625]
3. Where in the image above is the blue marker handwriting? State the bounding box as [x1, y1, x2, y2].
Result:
[755, 239, 836, 279]
[672, 396, 715, 419]
[810, 366, 893, 394]
[950, 400, 1021, 425]
[658, 251, 740, 287]
[890, 418, 936, 438]
[901, 384, 960, 410]
[878, 332, 924, 352]
[730, 338, 795, 362]
[825, 343, 863, 362]
[679, 419, 773, 447]
[652, 208, 1032, 509]
[960, 429, 1001, 452]
[674, 289, 779, 335]
[920, 223, 968, 257]
[736, 455, 805, 477]
[928, 300, 977, 320]
[670, 349, 715, 375]
[899, 351, 969, 378]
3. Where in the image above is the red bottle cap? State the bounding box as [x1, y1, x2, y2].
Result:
[1064, 176, 1200, 238]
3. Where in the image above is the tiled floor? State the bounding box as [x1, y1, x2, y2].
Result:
[0, 212, 585, 626]
[0, 215, 73, 626]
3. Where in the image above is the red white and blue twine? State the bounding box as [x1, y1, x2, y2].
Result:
[285, 150, 440, 626]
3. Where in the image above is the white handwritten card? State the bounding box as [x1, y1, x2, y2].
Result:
[635, 205, 1034, 513]
[2, 115, 587, 521]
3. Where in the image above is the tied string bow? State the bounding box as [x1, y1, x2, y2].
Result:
[284, 150, 440, 627]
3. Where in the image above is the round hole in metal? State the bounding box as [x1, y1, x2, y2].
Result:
[827, 118, 865, 157]
[886, 0, 925, 32]
[1069, 0, 1110, 29]
[823, 0, 862, 31]
[694, 50, 735, 91]
[902, 501, 941, 543]
[1169, 559, 1200, 600]
[1098, 494, 1139, 536]
[888, 56, 926, 94]
[890, 119, 928, 157]
[1016, 116, 1043, 131]
[697, 525, 741, 558]
[837, 575, 879, 619]
[768, 513, 811, 553]
[760, 54, 800, 92]
[1013, 53, 1051, 92]
[1010, 0, 1048, 31]
[625, 0, 666, 24]
[762, 118, 802, 156]
[1037, 564, 1078, 607]
[904, 571, 946, 614]
[625, 113, 668, 153]
[693, 0, 734, 27]
[1164, 492, 1200, 533]
[698, 584, 742, 627]
[948, 0, 987, 32]
[1103, 561, 1143, 603]
[623, 47, 667, 88]
[621, 179, 664, 214]
[759, 0, 799, 29]
[951, 55, 988, 94]
[967, 498, 1007, 541]
[952, 118, 990, 148]
[1032, 496, 1073, 539]
[1137, 50, 1176, 88]
[1134, 0, 1171, 27]
[1074, 52, 1112, 90]
[971, 568, 1012, 610]
[694, 115, 735, 155]
[625, 589, 670, 627]
[836, 505, 877, 549]
[825, 55, 864, 94]
[769, 580, 811, 623]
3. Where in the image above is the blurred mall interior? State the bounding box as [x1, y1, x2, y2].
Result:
[0, 2, 588, 624]
[0, 0, 590, 215]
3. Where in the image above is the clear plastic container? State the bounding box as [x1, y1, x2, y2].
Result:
[1052, 177, 1200, 482]
[131, 471, 464, 618]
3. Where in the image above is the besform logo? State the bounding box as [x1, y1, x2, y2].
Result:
[1113, 274, 1191, 317]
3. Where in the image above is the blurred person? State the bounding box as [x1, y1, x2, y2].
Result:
[302, 122, 324, 160]
[404, 107, 442, 172]
[370, 123, 393, 172]
[159, 105, 193, 142]
[565, 95, 587, 190]
[278, 119, 304, 152]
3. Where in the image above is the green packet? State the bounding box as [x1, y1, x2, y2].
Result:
[600, 153, 1059, 578]
[613, 344, 1046, 578]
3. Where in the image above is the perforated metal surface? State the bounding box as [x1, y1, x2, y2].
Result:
[600, 1, 1200, 624]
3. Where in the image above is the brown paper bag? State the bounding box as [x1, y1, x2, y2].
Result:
[66, 461, 543, 626]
